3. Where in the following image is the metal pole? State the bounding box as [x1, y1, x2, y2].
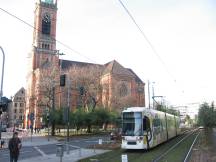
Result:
[165, 106, 168, 140]
[51, 86, 55, 136]
[67, 83, 70, 142]
[148, 80, 150, 109]
[79, 148, 81, 157]
[31, 121, 33, 142]
[47, 125, 50, 141]
[66, 76, 70, 154]
[52, 86, 55, 111]
[0, 47, 5, 98]
[0, 46, 5, 140]
[152, 83, 155, 109]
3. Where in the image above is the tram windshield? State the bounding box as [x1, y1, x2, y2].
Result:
[122, 112, 142, 136]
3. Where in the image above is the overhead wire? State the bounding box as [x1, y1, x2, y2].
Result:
[0, 7, 97, 64]
[117, 0, 189, 105]
[0, 2, 187, 105]
[117, 0, 176, 81]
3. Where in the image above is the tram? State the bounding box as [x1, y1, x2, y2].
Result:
[121, 107, 180, 149]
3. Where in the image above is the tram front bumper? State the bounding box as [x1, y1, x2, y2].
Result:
[121, 136, 147, 149]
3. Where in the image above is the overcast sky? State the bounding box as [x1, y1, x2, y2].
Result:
[0, 0, 216, 106]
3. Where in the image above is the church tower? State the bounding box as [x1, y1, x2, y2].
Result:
[32, 0, 58, 69]
[25, 0, 59, 129]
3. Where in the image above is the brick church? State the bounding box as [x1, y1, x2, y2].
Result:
[25, 0, 145, 128]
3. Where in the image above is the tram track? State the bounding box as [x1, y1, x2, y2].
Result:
[152, 129, 200, 162]
[126, 130, 190, 162]
[79, 129, 199, 162]
[130, 129, 189, 161]
[98, 129, 193, 162]
[183, 130, 200, 162]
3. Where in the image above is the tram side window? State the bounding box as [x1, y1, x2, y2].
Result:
[160, 119, 164, 131]
[143, 116, 150, 131]
[153, 118, 160, 127]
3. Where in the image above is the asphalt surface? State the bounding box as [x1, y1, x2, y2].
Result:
[0, 135, 110, 162]
[0, 146, 42, 162]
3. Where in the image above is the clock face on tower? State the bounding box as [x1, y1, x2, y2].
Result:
[42, 13, 51, 35]
[43, 13, 50, 23]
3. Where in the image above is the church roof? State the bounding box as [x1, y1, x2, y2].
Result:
[60, 59, 103, 70]
[60, 59, 144, 84]
[103, 60, 134, 76]
[127, 68, 144, 84]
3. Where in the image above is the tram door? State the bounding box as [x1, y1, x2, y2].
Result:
[143, 116, 152, 149]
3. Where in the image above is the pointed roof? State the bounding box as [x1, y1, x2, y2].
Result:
[127, 69, 144, 84]
[13, 87, 25, 101]
[103, 60, 134, 77]
[14, 87, 25, 95]
[44, 0, 53, 3]
[59, 59, 144, 84]
[60, 59, 103, 70]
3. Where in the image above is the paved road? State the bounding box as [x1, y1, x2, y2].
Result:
[0, 135, 111, 162]
[69, 135, 110, 148]
[0, 146, 41, 162]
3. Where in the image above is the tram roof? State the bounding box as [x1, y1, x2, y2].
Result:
[122, 107, 176, 117]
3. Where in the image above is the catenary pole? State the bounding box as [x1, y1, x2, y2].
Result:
[0, 46, 5, 140]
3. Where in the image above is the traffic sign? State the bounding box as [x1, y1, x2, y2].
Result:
[122, 154, 128, 162]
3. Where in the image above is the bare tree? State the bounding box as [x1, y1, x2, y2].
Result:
[67, 65, 103, 112]
[38, 65, 59, 109]
[36, 64, 59, 135]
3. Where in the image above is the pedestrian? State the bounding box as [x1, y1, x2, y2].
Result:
[13, 125, 15, 132]
[0, 139, 5, 148]
[8, 132, 22, 162]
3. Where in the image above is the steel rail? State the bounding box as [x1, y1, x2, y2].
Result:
[183, 130, 201, 162]
[152, 129, 198, 162]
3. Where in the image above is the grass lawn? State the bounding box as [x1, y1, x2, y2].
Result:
[160, 132, 198, 161]
[79, 133, 194, 162]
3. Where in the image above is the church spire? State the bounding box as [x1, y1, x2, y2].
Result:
[32, 0, 58, 69]
[40, 0, 57, 5]
[45, 0, 53, 3]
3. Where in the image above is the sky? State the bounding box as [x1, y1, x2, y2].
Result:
[0, 0, 216, 108]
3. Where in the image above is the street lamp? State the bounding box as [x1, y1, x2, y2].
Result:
[147, 81, 155, 109]
[152, 82, 155, 109]
[0, 46, 5, 99]
[0, 46, 5, 140]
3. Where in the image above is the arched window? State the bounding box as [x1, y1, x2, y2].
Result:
[119, 83, 128, 97]
[42, 13, 51, 35]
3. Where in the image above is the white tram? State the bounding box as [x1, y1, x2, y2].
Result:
[121, 107, 180, 149]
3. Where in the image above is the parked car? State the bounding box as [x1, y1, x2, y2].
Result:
[199, 126, 204, 129]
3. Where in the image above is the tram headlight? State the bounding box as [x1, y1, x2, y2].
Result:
[136, 136, 143, 141]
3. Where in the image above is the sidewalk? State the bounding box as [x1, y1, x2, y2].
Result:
[1, 135, 59, 148]
[19, 149, 109, 162]
[1, 135, 110, 162]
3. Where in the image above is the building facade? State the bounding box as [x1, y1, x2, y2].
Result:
[25, 0, 145, 129]
[8, 88, 25, 128]
[25, 0, 59, 129]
